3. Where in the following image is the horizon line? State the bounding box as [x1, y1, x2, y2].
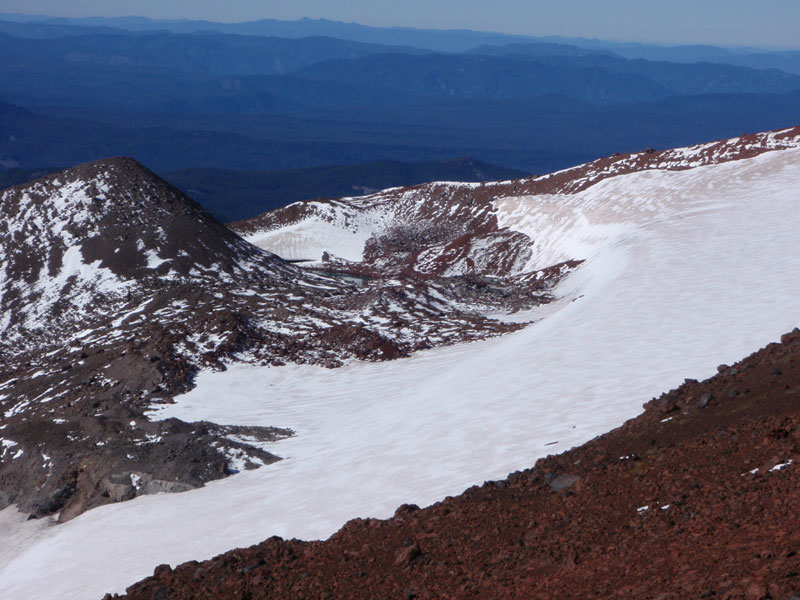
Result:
[3, 11, 800, 52]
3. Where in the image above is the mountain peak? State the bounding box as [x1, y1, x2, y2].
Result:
[0, 156, 278, 350]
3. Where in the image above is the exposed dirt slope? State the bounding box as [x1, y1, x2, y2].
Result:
[115, 328, 800, 600]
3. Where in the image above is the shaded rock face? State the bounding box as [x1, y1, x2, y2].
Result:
[0, 157, 571, 521]
[114, 329, 800, 600]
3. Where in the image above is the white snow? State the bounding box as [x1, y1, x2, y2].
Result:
[769, 460, 793, 472]
[249, 218, 373, 262]
[243, 195, 395, 262]
[1, 148, 800, 599]
[0, 508, 57, 577]
[143, 249, 168, 270]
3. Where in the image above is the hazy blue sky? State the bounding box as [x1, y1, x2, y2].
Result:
[3, 0, 799, 49]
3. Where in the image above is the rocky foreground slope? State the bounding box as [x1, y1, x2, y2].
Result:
[115, 328, 800, 600]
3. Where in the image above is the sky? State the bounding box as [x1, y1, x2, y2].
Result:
[1, 0, 799, 49]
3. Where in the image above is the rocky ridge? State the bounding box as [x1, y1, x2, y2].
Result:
[233, 126, 800, 278]
[0, 158, 568, 520]
[113, 328, 800, 600]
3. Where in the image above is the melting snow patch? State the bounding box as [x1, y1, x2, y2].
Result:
[144, 249, 168, 270]
[218, 447, 264, 474]
[769, 460, 793, 472]
[135, 434, 163, 445]
[0, 439, 18, 455]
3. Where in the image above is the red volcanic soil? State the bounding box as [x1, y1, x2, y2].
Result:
[113, 329, 800, 600]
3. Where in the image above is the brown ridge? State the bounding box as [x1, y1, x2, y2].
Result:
[230, 126, 800, 281]
[232, 126, 800, 238]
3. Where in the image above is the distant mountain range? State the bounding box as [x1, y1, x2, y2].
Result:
[0, 14, 609, 52]
[0, 13, 799, 218]
[3, 12, 800, 70]
[1, 23, 798, 106]
[0, 26, 426, 75]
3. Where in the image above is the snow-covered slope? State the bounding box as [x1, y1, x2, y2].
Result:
[1, 158, 546, 523]
[0, 158, 292, 351]
[234, 126, 800, 276]
[1, 138, 799, 599]
[234, 180, 539, 281]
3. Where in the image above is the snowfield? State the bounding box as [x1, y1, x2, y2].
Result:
[2, 148, 800, 599]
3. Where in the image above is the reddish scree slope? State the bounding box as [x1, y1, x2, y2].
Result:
[114, 328, 800, 600]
